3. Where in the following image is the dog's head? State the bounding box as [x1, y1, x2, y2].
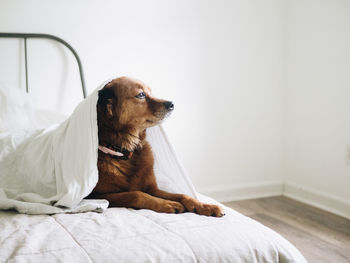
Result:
[97, 77, 174, 133]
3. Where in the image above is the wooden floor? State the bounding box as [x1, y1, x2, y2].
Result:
[223, 196, 350, 263]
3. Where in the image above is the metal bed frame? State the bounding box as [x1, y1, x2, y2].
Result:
[0, 32, 87, 98]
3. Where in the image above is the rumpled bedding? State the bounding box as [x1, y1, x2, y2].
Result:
[0, 82, 106, 214]
[0, 195, 307, 262]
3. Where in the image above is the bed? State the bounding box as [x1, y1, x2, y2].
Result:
[0, 33, 307, 263]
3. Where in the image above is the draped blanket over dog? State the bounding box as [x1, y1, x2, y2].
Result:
[0, 82, 197, 214]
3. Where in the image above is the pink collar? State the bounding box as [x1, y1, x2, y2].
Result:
[98, 145, 133, 160]
[98, 145, 124, 157]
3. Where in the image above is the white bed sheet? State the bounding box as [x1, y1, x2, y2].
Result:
[0, 195, 306, 263]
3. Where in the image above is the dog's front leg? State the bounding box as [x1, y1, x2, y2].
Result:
[91, 191, 185, 214]
[148, 188, 224, 217]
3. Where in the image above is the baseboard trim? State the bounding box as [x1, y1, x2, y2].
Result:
[198, 180, 350, 219]
[283, 181, 350, 220]
[198, 181, 284, 203]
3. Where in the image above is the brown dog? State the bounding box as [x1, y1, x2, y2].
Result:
[88, 77, 224, 217]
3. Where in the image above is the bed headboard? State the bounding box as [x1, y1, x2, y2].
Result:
[0, 33, 87, 99]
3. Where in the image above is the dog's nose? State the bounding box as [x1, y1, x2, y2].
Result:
[164, 101, 174, 111]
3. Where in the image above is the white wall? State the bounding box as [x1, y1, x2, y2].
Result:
[285, 0, 350, 203]
[0, 0, 286, 192]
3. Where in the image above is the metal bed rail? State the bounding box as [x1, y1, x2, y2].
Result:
[0, 33, 87, 98]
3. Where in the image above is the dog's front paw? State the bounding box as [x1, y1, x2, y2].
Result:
[197, 203, 224, 217]
[155, 200, 185, 214]
[181, 196, 224, 217]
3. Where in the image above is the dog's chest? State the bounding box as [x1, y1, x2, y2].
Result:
[93, 142, 154, 194]
[94, 156, 143, 193]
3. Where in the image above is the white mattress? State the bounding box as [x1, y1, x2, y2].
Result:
[0, 195, 306, 263]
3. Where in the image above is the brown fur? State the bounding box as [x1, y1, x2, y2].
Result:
[88, 77, 224, 217]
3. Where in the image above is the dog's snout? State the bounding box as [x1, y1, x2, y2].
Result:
[164, 101, 174, 111]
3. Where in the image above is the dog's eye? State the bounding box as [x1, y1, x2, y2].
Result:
[135, 92, 146, 99]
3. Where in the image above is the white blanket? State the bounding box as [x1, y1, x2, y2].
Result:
[0, 195, 307, 263]
[0, 82, 196, 214]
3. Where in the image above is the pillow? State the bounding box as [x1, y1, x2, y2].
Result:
[0, 83, 35, 133]
[0, 83, 67, 132]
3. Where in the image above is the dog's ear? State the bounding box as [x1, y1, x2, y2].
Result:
[98, 85, 116, 117]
